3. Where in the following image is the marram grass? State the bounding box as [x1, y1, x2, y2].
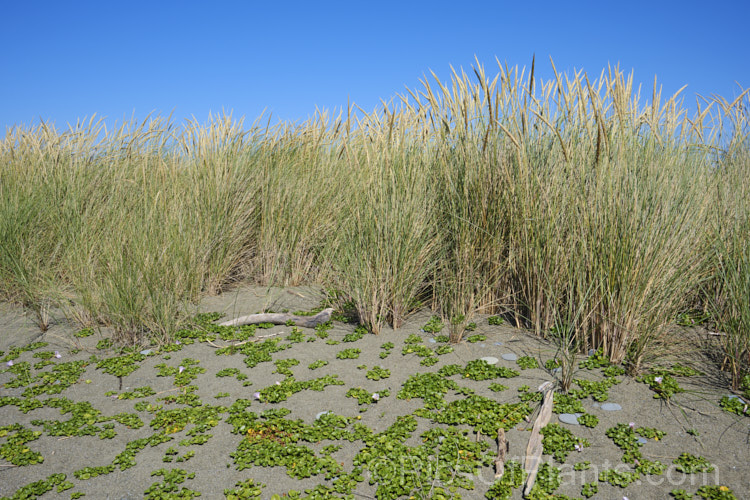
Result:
[1, 59, 748, 385]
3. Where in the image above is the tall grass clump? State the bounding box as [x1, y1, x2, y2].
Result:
[252, 112, 347, 286]
[2, 114, 276, 343]
[413, 66, 516, 342]
[393, 59, 720, 372]
[0, 119, 105, 330]
[706, 92, 750, 389]
[326, 106, 440, 333]
[1, 57, 747, 384]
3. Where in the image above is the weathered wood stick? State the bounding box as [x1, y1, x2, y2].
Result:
[494, 427, 507, 478]
[523, 381, 555, 497]
[219, 308, 333, 328]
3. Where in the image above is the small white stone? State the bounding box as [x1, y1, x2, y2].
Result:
[480, 356, 499, 365]
[315, 411, 332, 420]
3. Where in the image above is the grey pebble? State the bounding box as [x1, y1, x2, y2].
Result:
[558, 413, 582, 425]
[501, 353, 518, 361]
[139, 349, 153, 355]
[600, 403, 622, 411]
[428, 338, 437, 343]
[637, 437, 648, 445]
[494, 342, 503, 346]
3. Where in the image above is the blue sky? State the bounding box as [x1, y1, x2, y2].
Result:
[2, 0, 748, 132]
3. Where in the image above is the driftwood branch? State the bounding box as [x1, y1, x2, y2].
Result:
[523, 381, 555, 497]
[494, 427, 508, 478]
[219, 308, 333, 328]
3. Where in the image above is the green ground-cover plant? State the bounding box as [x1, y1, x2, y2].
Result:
[415, 395, 532, 435]
[257, 374, 345, 403]
[516, 355, 539, 369]
[335, 348, 361, 360]
[581, 481, 598, 498]
[155, 358, 206, 387]
[365, 366, 390, 380]
[144, 468, 201, 498]
[485, 460, 526, 499]
[225, 478, 264, 499]
[434, 344, 453, 355]
[354, 415, 493, 498]
[671, 485, 739, 500]
[460, 359, 519, 381]
[422, 315, 444, 334]
[527, 462, 563, 498]
[273, 358, 300, 376]
[696, 485, 738, 499]
[577, 413, 599, 428]
[673, 452, 716, 474]
[401, 343, 434, 357]
[599, 468, 640, 488]
[308, 359, 328, 370]
[570, 376, 620, 401]
[719, 395, 749, 416]
[639, 372, 685, 400]
[342, 325, 367, 342]
[1, 314, 747, 499]
[1, 473, 69, 498]
[96, 352, 146, 378]
[540, 422, 590, 463]
[465, 334, 486, 343]
[552, 393, 585, 413]
[398, 372, 459, 409]
[346, 387, 390, 406]
[0, 423, 44, 466]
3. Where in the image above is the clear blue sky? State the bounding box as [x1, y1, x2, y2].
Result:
[2, 0, 748, 132]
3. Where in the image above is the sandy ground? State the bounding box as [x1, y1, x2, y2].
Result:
[1, 285, 748, 499]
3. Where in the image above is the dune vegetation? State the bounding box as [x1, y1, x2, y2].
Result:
[1, 59, 748, 389]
